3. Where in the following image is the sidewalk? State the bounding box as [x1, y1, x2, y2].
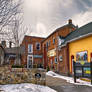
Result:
[46, 71, 92, 92]
[46, 75, 73, 86]
[46, 75, 74, 92]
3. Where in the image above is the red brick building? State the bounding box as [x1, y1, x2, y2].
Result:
[21, 36, 45, 68]
[42, 19, 77, 75]
[20, 19, 77, 75]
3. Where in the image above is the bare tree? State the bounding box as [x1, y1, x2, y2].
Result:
[0, 0, 23, 46]
[0, 0, 26, 66]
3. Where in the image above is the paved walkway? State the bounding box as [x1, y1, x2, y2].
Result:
[46, 75, 92, 92]
[46, 75, 73, 86]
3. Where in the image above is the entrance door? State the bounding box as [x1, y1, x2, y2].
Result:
[71, 55, 74, 74]
[27, 55, 33, 68]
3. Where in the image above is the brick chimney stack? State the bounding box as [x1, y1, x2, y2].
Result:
[68, 19, 72, 24]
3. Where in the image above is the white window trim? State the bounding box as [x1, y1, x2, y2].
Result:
[27, 55, 33, 68]
[28, 44, 33, 53]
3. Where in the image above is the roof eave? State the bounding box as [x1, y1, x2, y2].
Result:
[61, 32, 92, 48]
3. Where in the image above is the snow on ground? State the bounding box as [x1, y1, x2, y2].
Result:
[0, 83, 57, 92]
[46, 71, 92, 87]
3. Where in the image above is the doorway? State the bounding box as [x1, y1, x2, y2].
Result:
[27, 55, 33, 68]
[71, 55, 74, 74]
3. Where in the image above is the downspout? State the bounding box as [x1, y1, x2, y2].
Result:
[56, 32, 59, 72]
[67, 43, 70, 76]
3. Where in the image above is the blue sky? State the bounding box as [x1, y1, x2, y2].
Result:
[23, 0, 92, 37]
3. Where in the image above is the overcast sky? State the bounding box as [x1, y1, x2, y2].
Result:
[23, 0, 92, 37]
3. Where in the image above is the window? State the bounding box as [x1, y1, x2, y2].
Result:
[53, 38, 55, 44]
[28, 44, 33, 53]
[36, 43, 40, 50]
[46, 42, 48, 50]
[59, 55, 63, 62]
[48, 40, 50, 46]
[55, 57, 57, 63]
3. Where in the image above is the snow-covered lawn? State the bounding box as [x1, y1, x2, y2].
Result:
[0, 83, 57, 92]
[46, 71, 92, 87]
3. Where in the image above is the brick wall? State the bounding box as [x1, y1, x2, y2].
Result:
[42, 21, 76, 74]
[21, 36, 45, 67]
[58, 46, 69, 75]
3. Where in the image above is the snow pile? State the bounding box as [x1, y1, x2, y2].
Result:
[0, 83, 57, 92]
[46, 71, 92, 86]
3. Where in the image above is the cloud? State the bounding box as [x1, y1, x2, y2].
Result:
[72, 8, 92, 27]
[23, 0, 92, 37]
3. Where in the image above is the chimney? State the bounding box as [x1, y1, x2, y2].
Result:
[68, 19, 72, 24]
[1, 41, 6, 48]
[9, 41, 12, 48]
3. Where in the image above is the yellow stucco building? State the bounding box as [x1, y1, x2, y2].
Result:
[61, 22, 92, 74]
[69, 35, 92, 73]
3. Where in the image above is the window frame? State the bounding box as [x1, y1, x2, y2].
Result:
[36, 42, 40, 50]
[55, 57, 57, 63]
[28, 44, 33, 53]
[46, 42, 48, 50]
[53, 38, 55, 44]
[48, 40, 50, 46]
[27, 55, 33, 68]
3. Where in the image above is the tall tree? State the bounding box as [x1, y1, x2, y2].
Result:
[0, 0, 23, 46]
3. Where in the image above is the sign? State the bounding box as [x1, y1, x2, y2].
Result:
[58, 36, 64, 46]
[11, 68, 23, 72]
[76, 51, 87, 65]
[73, 61, 92, 85]
[33, 55, 43, 58]
[84, 68, 91, 74]
[76, 70, 82, 73]
[35, 73, 41, 78]
[47, 49, 56, 57]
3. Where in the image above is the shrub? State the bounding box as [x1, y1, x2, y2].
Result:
[12, 65, 24, 68]
[47, 66, 50, 72]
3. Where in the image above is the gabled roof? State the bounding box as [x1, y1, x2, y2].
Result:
[42, 23, 76, 42]
[21, 35, 45, 44]
[25, 35, 45, 39]
[61, 22, 92, 46]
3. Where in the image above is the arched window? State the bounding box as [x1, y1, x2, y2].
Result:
[36, 43, 40, 50]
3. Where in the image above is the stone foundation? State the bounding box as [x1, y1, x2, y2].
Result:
[0, 66, 46, 85]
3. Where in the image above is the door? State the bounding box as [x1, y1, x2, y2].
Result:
[27, 55, 33, 68]
[71, 55, 74, 74]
